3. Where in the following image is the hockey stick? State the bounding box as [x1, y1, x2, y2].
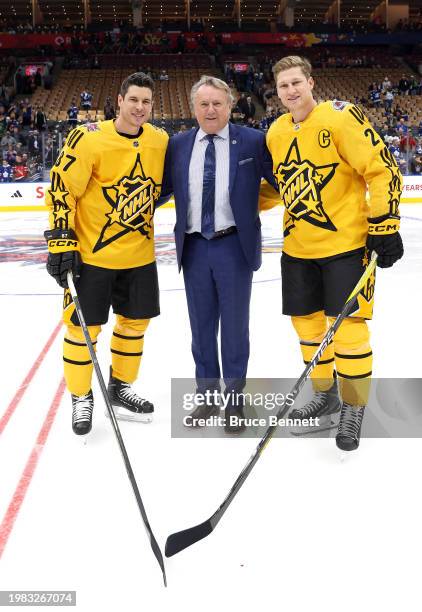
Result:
[67, 272, 167, 587]
[165, 252, 377, 558]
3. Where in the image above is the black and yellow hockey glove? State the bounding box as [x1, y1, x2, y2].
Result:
[366, 214, 404, 268]
[44, 228, 82, 288]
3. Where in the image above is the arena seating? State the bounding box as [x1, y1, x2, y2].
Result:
[30, 54, 216, 120]
[265, 67, 422, 128]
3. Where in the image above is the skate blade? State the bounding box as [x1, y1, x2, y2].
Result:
[290, 415, 337, 437]
[105, 407, 153, 424]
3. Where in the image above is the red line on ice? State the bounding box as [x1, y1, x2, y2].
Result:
[0, 321, 62, 434]
[0, 377, 66, 559]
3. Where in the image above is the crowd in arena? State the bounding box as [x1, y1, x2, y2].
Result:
[0, 16, 422, 181]
[0, 94, 48, 183]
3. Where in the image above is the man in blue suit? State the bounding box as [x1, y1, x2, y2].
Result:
[162, 75, 278, 433]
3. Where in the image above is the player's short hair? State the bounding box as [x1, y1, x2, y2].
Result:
[190, 75, 234, 106]
[272, 56, 312, 81]
[120, 72, 155, 98]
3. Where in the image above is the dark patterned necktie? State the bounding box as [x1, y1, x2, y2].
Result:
[201, 134, 216, 239]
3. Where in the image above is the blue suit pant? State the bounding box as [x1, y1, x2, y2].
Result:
[182, 232, 253, 392]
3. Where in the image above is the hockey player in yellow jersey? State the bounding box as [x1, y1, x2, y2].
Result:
[44, 72, 168, 434]
[266, 56, 403, 450]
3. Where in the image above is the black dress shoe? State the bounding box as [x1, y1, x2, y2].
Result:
[184, 403, 220, 427]
[224, 406, 246, 434]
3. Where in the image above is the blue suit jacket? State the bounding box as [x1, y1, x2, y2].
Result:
[161, 123, 277, 271]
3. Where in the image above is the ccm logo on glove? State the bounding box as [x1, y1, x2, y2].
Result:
[47, 239, 80, 252]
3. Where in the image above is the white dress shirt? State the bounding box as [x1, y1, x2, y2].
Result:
[186, 123, 236, 233]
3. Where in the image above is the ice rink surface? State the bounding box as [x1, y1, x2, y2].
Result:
[0, 205, 421, 611]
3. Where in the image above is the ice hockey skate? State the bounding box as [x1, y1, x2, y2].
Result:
[71, 390, 94, 435]
[336, 402, 365, 451]
[107, 370, 153, 423]
[289, 379, 341, 436]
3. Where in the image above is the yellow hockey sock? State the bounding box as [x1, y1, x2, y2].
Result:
[111, 315, 150, 384]
[291, 311, 335, 392]
[63, 324, 101, 396]
[331, 316, 372, 406]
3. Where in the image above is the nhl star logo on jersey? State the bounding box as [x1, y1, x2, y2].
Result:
[274, 138, 338, 233]
[94, 153, 160, 253]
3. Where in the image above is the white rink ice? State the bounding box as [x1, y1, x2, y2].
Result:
[0, 205, 421, 612]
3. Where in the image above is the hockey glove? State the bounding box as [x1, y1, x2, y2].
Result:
[44, 228, 82, 288]
[366, 214, 404, 268]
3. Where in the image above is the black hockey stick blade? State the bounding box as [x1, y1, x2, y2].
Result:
[165, 519, 213, 557]
[165, 253, 377, 557]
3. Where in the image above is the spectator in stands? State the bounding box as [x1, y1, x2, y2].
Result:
[12, 125, 27, 147]
[21, 100, 33, 127]
[245, 67, 254, 93]
[397, 118, 409, 134]
[410, 153, 422, 174]
[236, 92, 249, 116]
[409, 75, 419, 95]
[80, 88, 93, 110]
[34, 68, 42, 88]
[15, 67, 25, 95]
[7, 111, 19, 130]
[104, 96, 116, 120]
[27, 130, 40, 157]
[384, 89, 394, 112]
[370, 88, 381, 108]
[35, 107, 47, 131]
[400, 130, 416, 153]
[382, 76, 392, 91]
[244, 95, 256, 121]
[230, 105, 245, 124]
[1, 131, 16, 147]
[398, 75, 410, 95]
[5, 144, 17, 165]
[14, 153, 28, 180]
[67, 100, 79, 128]
[159, 69, 169, 81]
[0, 158, 13, 182]
[388, 136, 401, 159]
[246, 117, 260, 129]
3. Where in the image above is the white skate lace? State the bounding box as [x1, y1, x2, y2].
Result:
[294, 391, 328, 419]
[119, 383, 149, 408]
[337, 403, 364, 440]
[72, 393, 93, 423]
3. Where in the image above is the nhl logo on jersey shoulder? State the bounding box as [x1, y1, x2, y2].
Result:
[86, 122, 99, 132]
[332, 100, 347, 111]
[133, 141, 139, 148]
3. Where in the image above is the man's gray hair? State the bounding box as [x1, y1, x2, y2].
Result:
[190, 75, 234, 106]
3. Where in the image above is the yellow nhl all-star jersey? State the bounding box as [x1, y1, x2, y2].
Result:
[266, 100, 402, 259]
[46, 120, 168, 269]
